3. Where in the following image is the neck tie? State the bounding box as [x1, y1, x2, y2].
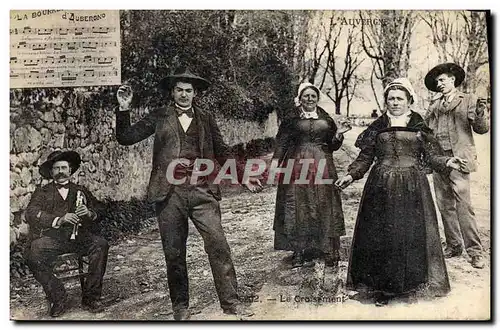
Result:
[175, 106, 194, 118]
[55, 183, 69, 190]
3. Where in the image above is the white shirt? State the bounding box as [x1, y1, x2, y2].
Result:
[56, 181, 70, 200]
[178, 114, 193, 132]
[176, 104, 193, 132]
[52, 180, 70, 228]
[387, 110, 412, 127]
[442, 89, 458, 103]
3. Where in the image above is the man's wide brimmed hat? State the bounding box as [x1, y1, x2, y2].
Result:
[159, 67, 210, 91]
[39, 150, 81, 179]
[424, 63, 465, 92]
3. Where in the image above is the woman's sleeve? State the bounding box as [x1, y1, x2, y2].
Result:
[329, 121, 344, 152]
[347, 143, 376, 180]
[331, 134, 344, 151]
[347, 115, 391, 179]
[272, 120, 293, 163]
[347, 128, 377, 180]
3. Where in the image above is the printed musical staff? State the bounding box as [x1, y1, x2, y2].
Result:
[10, 55, 117, 66]
[9, 26, 116, 36]
[12, 41, 118, 51]
[10, 10, 120, 88]
[10, 69, 119, 80]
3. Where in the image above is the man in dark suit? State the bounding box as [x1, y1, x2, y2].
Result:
[25, 150, 109, 317]
[115, 68, 262, 320]
[424, 63, 490, 269]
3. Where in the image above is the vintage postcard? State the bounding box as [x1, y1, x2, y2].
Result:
[9, 9, 491, 321]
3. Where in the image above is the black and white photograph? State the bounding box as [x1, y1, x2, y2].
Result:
[8, 9, 491, 321]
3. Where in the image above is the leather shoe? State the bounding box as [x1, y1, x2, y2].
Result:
[50, 296, 67, 317]
[223, 304, 254, 318]
[173, 308, 191, 321]
[444, 246, 463, 258]
[374, 293, 391, 307]
[471, 256, 485, 269]
[82, 299, 106, 313]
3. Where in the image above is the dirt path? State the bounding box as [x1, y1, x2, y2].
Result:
[10, 128, 490, 320]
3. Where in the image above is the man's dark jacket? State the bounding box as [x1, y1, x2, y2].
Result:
[115, 104, 239, 203]
[25, 182, 100, 241]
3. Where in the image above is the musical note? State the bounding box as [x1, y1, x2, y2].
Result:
[75, 27, 84, 36]
[23, 58, 39, 66]
[97, 57, 114, 64]
[32, 44, 46, 51]
[92, 26, 114, 34]
[98, 70, 118, 77]
[45, 56, 55, 65]
[37, 28, 53, 35]
[82, 42, 97, 49]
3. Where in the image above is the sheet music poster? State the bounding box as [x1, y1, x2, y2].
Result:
[10, 10, 121, 88]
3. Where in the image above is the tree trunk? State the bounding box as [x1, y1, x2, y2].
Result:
[335, 99, 341, 115]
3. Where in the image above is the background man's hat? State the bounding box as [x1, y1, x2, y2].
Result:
[39, 150, 81, 179]
[159, 67, 210, 91]
[424, 63, 466, 92]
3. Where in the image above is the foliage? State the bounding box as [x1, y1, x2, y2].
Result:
[244, 137, 276, 157]
[10, 238, 31, 279]
[117, 10, 298, 120]
[94, 197, 156, 242]
[10, 10, 300, 122]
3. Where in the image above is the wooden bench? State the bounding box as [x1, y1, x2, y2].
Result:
[53, 253, 89, 289]
[43, 253, 89, 313]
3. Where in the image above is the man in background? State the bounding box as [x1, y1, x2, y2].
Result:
[424, 63, 489, 269]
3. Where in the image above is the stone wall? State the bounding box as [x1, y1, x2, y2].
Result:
[10, 92, 153, 246]
[9, 91, 273, 246]
[216, 111, 278, 146]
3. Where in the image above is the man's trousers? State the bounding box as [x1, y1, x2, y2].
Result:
[26, 234, 109, 303]
[155, 184, 239, 312]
